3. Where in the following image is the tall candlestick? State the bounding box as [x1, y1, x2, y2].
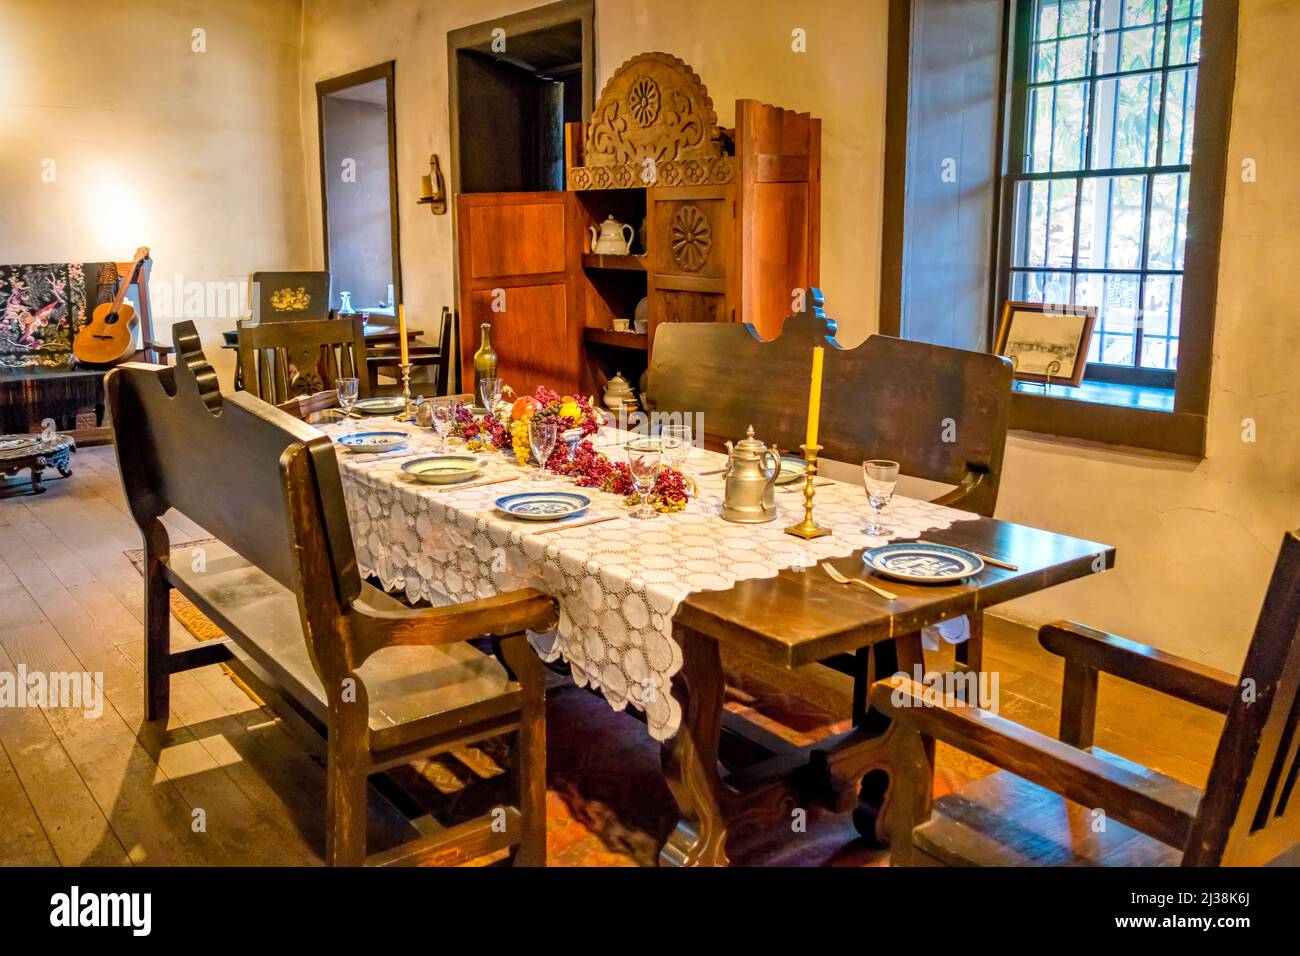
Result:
[805, 345, 824, 450]
[398, 304, 410, 367]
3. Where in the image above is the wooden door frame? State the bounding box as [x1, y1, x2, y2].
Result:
[316, 61, 403, 310]
[447, 0, 595, 392]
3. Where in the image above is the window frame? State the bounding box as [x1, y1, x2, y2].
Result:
[991, 0, 1238, 457]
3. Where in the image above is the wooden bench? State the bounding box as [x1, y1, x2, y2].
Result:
[105, 351, 558, 866]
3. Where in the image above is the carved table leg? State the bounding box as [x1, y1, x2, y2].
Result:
[30, 456, 47, 494]
[659, 625, 730, 867]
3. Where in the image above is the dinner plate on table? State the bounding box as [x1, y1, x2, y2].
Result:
[337, 431, 408, 454]
[495, 492, 590, 521]
[353, 396, 406, 416]
[775, 455, 807, 485]
[401, 454, 483, 484]
[862, 542, 984, 584]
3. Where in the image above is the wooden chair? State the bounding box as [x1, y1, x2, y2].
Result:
[105, 356, 558, 866]
[648, 288, 1013, 685]
[873, 528, 1300, 866]
[238, 316, 370, 405]
[367, 306, 455, 396]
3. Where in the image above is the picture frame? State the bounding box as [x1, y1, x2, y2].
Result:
[994, 300, 1098, 388]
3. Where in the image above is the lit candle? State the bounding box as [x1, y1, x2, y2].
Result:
[806, 345, 824, 450]
[398, 303, 409, 366]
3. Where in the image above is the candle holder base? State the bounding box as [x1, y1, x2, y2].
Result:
[784, 444, 831, 539]
[392, 364, 415, 422]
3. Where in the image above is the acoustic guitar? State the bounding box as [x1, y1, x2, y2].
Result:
[73, 246, 149, 366]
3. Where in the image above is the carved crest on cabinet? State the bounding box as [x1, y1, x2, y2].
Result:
[569, 52, 734, 190]
[670, 204, 713, 272]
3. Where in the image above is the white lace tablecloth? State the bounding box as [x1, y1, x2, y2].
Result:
[322, 421, 978, 740]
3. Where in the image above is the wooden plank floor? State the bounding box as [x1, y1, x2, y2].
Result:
[0, 445, 1225, 865]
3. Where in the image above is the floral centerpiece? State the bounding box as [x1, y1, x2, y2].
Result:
[451, 384, 690, 512]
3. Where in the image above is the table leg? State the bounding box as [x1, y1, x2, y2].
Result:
[659, 625, 729, 867]
[30, 456, 46, 494]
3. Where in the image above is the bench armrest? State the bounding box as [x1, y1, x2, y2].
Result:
[345, 588, 559, 665]
[870, 675, 1199, 851]
[1040, 621, 1239, 714]
[930, 470, 987, 511]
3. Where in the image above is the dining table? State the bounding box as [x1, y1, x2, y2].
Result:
[319, 414, 1115, 866]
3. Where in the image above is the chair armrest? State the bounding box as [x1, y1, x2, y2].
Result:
[930, 470, 986, 511]
[1040, 621, 1239, 714]
[345, 588, 559, 665]
[870, 675, 1199, 850]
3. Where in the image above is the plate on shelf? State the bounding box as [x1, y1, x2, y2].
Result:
[337, 431, 409, 454]
[862, 542, 984, 584]
[495, 492, 591, 521]
[353, 396, 406, 415]
[775, 456, 807, 485]
[401, 454, 484, 484]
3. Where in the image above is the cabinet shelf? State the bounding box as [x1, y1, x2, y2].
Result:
[582, 253, 646, 272]
[584, 327, 648, 351]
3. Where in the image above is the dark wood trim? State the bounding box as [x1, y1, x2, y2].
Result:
[446, 0, 596, 395]
[998, 0, 1238, 457]
[877, 0, 912, 337]
[315, 61, 403, 309]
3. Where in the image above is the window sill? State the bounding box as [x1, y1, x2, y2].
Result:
[1009, 381, 1205, 458]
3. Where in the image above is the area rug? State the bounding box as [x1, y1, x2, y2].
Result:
[124, 542, 972, 866]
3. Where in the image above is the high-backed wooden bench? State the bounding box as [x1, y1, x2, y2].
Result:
[106, 355, 558, 866]
[647, 288, 1014, 677]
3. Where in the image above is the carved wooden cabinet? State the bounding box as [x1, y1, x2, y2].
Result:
[458, 52, 820, 400]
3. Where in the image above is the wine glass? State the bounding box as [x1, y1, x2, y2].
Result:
[862, 460, 900, 536]
[336, 377, 359, 430]
[430, 397, 457, 452]
[626, 437, 663, 520]
[478, 376, 503, 415]
[660, 424, 693, 494]
[529, 418, 559, 481]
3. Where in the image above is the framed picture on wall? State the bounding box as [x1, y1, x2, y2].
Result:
[994, 301, 1098, 388]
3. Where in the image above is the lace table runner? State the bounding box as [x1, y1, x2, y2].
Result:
[323, 422, 978, 740]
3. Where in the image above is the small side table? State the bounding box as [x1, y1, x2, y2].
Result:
[0, 432, 76, 495]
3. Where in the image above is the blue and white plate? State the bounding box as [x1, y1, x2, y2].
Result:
[401, 454, 483, 484]
[775, 456, 807, 485]
[353, 396, 406, 416]
[862, 542, 984, 584]
[337, 431, 408, 454]
[495, 492, 591, 522]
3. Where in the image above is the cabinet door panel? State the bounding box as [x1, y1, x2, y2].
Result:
[468, 284, 569, 397]
[650, 186, 730, 286]
[466, 202, 567, 279]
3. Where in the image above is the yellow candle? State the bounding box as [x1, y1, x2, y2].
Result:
[806, 345, 824, 450]
[397, 304, 409, 366]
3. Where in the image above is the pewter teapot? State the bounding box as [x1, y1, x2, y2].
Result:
[589, 215, 635, 255]
[722, 425, 780, 523]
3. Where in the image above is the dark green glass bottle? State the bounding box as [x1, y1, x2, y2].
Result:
[473, 322, 498, 396]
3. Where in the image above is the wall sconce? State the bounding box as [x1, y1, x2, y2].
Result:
[418, 154, 447, 214]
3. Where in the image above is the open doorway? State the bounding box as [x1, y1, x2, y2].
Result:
[448, 0, 595, 195]
[316, 62, 402, 315]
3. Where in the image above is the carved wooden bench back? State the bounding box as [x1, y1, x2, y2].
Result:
[648, 289, 1013, 516]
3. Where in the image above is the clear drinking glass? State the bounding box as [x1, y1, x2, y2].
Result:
[626, 437, 663, 520]
[430, 397, 457, 452]
[660, 424, 692, 470]
[336, 377, 359, 415]
[529, 418, 559, 481]
[862, 459, 900, 536]
[478, 376, 504, 414]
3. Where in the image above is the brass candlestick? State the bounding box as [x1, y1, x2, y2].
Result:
[393, 364, 414, 422]
[785, 444, 831, 539]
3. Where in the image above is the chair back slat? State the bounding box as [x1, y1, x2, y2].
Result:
[238, 317, 370, 404]
[647, 289, 1013, 515]
[1187, 530, 1300, 865]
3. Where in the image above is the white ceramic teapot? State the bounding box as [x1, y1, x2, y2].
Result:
[589, 215, 635, 255]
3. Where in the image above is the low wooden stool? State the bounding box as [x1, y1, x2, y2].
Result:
[0, 431, 75, 494]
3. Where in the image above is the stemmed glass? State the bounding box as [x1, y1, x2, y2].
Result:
[430, 397, 457, 452]
[529, 418, 559, 481]
[862, 460, 900, 536]
[626, 437, 663, 520]
[478, 376, 503, 415]
[660, 424, 692, 493]
[336, 377, 359, 431]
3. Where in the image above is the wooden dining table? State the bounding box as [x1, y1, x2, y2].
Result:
[319, 416, 1114, 866]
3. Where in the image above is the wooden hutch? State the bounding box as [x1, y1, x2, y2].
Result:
[457, 52, 821, 400]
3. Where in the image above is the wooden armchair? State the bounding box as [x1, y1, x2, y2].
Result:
[872, 529, 1300, 866]
[238, 316, 370, 404]
[106, 353, 558, 866]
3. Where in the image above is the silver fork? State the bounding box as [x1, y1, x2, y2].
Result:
[820, 562, 898, 601]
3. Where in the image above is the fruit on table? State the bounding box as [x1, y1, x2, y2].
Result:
[511, 396, 538, 420]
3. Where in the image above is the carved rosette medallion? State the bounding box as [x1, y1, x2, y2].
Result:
[670, 205, 712, 272]
[629, 76, 661, 126]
